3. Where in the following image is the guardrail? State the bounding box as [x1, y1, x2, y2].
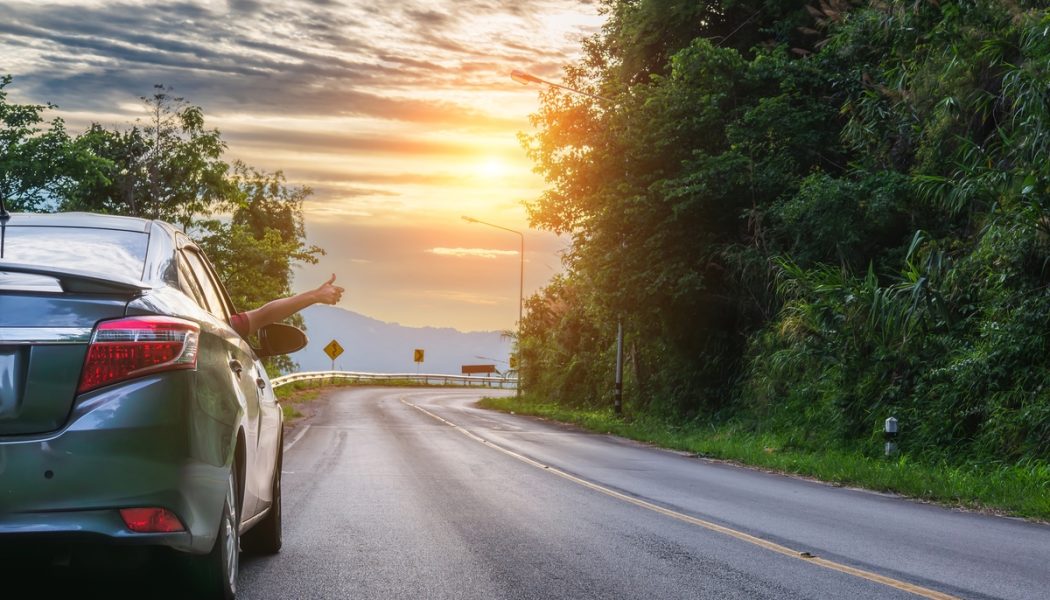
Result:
[270, 370, 518, 390]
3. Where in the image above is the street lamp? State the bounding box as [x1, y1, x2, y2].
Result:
[462, 215, 524, 397]
[512, 69, 625, 416]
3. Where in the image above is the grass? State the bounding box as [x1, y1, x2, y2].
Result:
[274, 381, 321, 401]
[275, 382, 320, 426]
[478, 395, 1050, 521]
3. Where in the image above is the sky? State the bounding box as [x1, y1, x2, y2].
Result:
[0, 0, 604, 332]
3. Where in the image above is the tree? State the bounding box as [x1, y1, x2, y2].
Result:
[519, 0, 1050, 466]
[64, 86, 229, 228]
[196, 163, 324, 374]
[0, 75, 108, 211]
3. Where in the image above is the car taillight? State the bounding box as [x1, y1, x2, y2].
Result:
[77, 316, 199, 394]
[120, 507, 186, 533]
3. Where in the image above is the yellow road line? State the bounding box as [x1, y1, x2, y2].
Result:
[403, 399, 959, 600]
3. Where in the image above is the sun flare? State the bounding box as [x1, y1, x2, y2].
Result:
[475, 158, 508, 179]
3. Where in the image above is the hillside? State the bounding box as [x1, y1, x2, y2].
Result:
[288, 305, 512, 375]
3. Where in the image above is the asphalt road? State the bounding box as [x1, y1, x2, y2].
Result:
[234, 387, 1050, 600]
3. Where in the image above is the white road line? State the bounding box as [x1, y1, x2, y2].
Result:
[283, 424, 312, 452]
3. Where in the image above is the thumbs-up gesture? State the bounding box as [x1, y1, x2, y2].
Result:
[314, 274, 345, 305]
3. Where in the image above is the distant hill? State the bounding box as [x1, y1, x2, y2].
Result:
[287, 305, 512, 375]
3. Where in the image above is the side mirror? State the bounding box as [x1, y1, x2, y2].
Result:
[255, 323, 308, 357]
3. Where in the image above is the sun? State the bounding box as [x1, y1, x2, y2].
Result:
[474, 158, 508, 178]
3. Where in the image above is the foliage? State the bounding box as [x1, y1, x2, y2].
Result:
[519, 0, 1050, 475]
[197, 163, 325, 373]
[0, 75, 109, 211]
[518, 275, 612, 406]
[64, 86, 229, 229]
[197, 162, 323, 314]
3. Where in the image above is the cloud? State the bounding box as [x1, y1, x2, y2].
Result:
[306, 186, 400, 200]
[1, 0, 598, 331]
[420, 290, 505, 306]
[428, 247, 519, 259]
[228, 0, 264, 14]
[224, 129, 473, 155]
[404, 8, 455, 27]
[0, 0, 601, 119]
[291, 170, 475, 186]
[375, 53, 444, 71]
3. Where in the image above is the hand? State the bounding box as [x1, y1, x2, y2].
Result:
[314, 274, 345, 305]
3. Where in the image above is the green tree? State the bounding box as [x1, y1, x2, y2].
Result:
[197, 163, 324, 374]
[64, 86, 229, 228]
[0, 75, 108, 211]
[520, 0, 1050, 468]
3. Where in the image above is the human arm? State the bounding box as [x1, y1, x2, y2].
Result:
[238, 274, 344, 337]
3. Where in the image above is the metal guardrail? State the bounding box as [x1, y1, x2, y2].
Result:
[270, 370, 518, 390]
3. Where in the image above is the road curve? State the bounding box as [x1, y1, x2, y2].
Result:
[237, 387, 1050, 600]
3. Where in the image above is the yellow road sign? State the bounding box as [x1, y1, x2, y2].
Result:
[414, 348, 425, 363]
[324, 339, 344, 361]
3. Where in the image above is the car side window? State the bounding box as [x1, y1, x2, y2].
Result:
[177, 254, 208, 309]
[182, 249, 230, 321]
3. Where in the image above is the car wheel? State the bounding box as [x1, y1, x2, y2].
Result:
[187, 468, 240, 599]
[242, 444, 283, 555]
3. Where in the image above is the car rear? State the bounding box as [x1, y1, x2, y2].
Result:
[0, 216, 229, 562]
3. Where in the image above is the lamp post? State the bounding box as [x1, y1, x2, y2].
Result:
[462, 215, 524, 397]
[511, 69, 624, 416]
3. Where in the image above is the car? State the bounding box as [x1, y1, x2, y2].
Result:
[0, 212, 304, 598]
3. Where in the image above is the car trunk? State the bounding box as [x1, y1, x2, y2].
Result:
[0, 292, 130, 436]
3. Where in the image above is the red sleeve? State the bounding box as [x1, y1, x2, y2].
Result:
[230, 312, 250, 338]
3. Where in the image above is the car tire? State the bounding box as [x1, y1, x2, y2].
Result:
[186, 467, 240, 599]
[242, 444, 283, 555]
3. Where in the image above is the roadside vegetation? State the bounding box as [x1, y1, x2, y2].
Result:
[516, 0, 1050, 518]
[275, 383, 321, 423]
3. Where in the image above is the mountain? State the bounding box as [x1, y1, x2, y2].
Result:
[287, 305, 512, 375]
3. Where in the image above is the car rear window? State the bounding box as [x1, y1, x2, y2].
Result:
[3, 226, 149, 281]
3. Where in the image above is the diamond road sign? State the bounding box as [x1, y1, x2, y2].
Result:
[323, 339, 344, 361]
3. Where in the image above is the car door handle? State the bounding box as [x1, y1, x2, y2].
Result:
[256, 377, 266, 390]
[229, 359, 243, 377]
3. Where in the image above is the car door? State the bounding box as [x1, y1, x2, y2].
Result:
[179, 245, 265, 520]
[252, 354, 282, 512]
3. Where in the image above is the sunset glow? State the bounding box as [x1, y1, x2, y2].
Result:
[475, 159, 510, 179]
[0, 0, 602, 331]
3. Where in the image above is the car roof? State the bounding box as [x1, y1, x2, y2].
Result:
[7, 212, 154, 233]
